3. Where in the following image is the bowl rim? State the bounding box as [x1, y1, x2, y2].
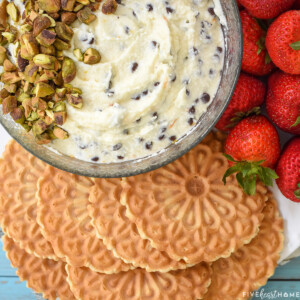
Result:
[0, 0, 242, 178]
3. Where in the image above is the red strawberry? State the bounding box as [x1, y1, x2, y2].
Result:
[266, 71, 300, 134]
[266, 10, 300, 75]
[240, 10, 276, 76]
[276, 138, 300, 202]
[216, 73, 266, 131]
[223, 115, 280, 195]
[239, 0, 295, 19]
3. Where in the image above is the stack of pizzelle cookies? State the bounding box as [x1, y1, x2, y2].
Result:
[0, 131, 284, 300]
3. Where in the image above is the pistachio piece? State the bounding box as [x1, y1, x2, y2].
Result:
[33, 15, 52, 36]
[4, 83, 17, 93]
[44, 69, 57, 80]
[62, 57, 76, 83]
[61, 0, 75, 11]
[21, 24, 33, 33]
[55, 88, 66, 98]
[0, 45, 6, 65]
[53, 100, 66, 111]
[22, 98, 33, 118]
[17, 52, 29, 72]
[3, 59, 17, 72]
[20, 33, 39, 60]
[37, 0, 61, 13]
[36, 29, 57, 47]
[35, 82, 55, 97]
[10, 107, 25, 124]
[24, 63, 39, 83]
[83, 48, 101, 64]
[17, 92, 30, 102]
[54, 111, 67, 125]
[53, 126, 69, 139]
[77, 7, 96, 24]
[102, 0, 117, 15]
[6, 2, 19, 22]
[12, 41, 20, 58]
[0, 0, 8, 27]
[31, 97, 47, 110]
[55, 22, 73, 42]
[42, 14, 56, 27]
[29, 11, 39, 22]
[40, 45, 56, 55]
[27, 111, 39, 121]
[0, 88, 10, 102]
[73, 3, 84, 12]
[32, 118, 48, 135]
[54, 38, 70, 50]
[2, 95, 17, 114]
[67, 93, 83, 108]
[35, 132, 52, 144]
[77, 0, 90, 4]
[1, 72, 21, 84]
[48, 13, 60, 20]
[2, 32, 15, 43]
[33, 54, 56, 69]
[53, 71, 63, 86]
[61, 12, 77, 25]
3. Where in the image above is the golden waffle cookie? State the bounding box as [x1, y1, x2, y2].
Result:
[204, 194, 284, 300]
[89, 178, 188, 272]
[121, 133, 268, 264]
[0, 140, 57, 259]
[66, 262, 212, 300]
[37, 165, 132, 273]
[2, 235, 75, 300]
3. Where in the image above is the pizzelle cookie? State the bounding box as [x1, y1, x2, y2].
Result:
[204, 194, 284, 300]
[89, 178, 188, 272]
[121, 133, 268, 264]
[66, 262, 212, 300]
[0, 140, 57, 259]
[37, 165, 132, 273]
[2, 235, 75, 300]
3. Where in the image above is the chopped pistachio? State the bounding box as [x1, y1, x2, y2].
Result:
[83, 48, 101, 65]
[24, 63, 39, 83]
[54, 111, 67, 125]
[35, 132, 52, 144]
[4, 83, 17, 93]
[46, 129, 57, 140]
[20, 33, 39, 60]
[53, 71, 63, 86]
[45, 109, 54, 119]
[67, 93, 83, 108]
[27, 111, 39, 121]
[2, 95, 17, 114]
[22, 98, 33, 118]
[21, 123, 31, 132]
[17, 51, 29, 72]
[10, 106, 25, 124]
[0, 0, 8, 27]
[37, 0, 61, 14]
[55, 22, 73, 42]
[72, 87, 82, 94]
[44, 115, 54, 125]
[21, 24, 33, 33]
[73, 48, 83, 61]
[0, 88, 10, 102]
[23, 81, 33, 94]
[3, 59, 17, 72]
[102, 0, 117, 15]
[62, 57, 76, 83]
[53, 100, 66, 111]
[2, 32, 15, 43]
[35, 82, 55, 97]
[1, 72, 21, 84]
[33, 15, 52, 36]
[44, 69, 57, 80]
[36, 29, 57, 47]
[17, 92, 30, 102]
[77, 7, 96, 24]
[29, 10, 39, 22]
[32, 97, 47, 110]
[42, 14, 56, 27]
[61, 12, 77, 25]
[53, 126, 69, 139]
[54, 38, 70, 50]
[73, 3, 84, 12]
[6, 2, 19, 22]
[61, 0, 75, 11]
[40, 45, 56, 56]
[33, 54, 56, 69]
[0, 45, 6, 65]
[13, 42, 20, 58]
[32, 118, 48, 135]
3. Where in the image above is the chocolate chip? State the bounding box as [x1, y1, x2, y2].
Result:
[152, 112, 158, 118]
[132, 95, 141, 100]
[125, 26, 130, 34]
[132, 10, 137, 17]
[88, 37, 95, 45]
[139, 137, 144, 142]
[192, 47, 199, 56]
[79, 145, 87, 149]
[161, 127, 167, 133]
[91, 157, 99, 162]
[201, 93, 210, 103]
[131, 62, 139, 72]
[208, 8, 215, 16]
[188, 118, 194, 126]
[123, 129, 129, 135]
[117, 155, 124, 160]
[152, 41, 158, 47]
[166, 7, 174, 13]
[158, 135, 165, 140]
[217, 46, 223, 53]
[143, 90, 148, 96]
[183, 79, 189, 85]
[169, 136, 176, 141]
[147, 3, 153, 11]
[145, 141, 153, 150]
[189, 106, 195, 114]
[186, 89, 190, 96]
[171, 75, 177, 82]
[154, 81, 160, 86]
[136, 117, 142, 123]
[113, 143, 122, 151]
[116, 0, 122, 3]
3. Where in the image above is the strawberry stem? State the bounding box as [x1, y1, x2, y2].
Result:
[290, 41, 300, 50]
[223, 154, 278, 195]
[291, 116, 300, 128]
[295, 183, 300, 199]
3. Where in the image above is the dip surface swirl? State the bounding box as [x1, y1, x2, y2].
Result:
[53, 0, 225, 163]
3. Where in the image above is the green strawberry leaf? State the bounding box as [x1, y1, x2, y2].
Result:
[265, 52, 272, 64]
[290, 41, 300, 50]
[223, 153, 237, 163]
[295, 182, 300, 199]
[222, 157, 278, 195]
[291, 116, 300, 128]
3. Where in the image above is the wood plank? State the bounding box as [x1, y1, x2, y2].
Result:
[252, 281, 300, 300]
[0, 277, 36, 300]
[272, 257, 300, 280]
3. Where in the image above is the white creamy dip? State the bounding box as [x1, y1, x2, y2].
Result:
[52, 0, 225, 163]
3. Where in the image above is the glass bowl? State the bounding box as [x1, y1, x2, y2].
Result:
[0, 0, 242, 178]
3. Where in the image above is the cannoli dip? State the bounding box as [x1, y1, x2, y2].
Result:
[52, 0, 225, 163]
